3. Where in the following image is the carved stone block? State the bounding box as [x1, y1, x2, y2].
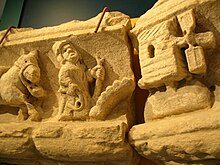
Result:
[129, 0, 220, 164]
[185, 46, 206, 74]
[138, 45, 187, 89]
[144, 81, 212, 120]
[129, 109, 220, 164]
[0, 11, 136, 164]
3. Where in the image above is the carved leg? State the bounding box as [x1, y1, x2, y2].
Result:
[58, 101, 73, 121]
[57, 95, 72, 121]
[59, 111, 73, 121]
[58, 107, 73, 121]
[25, 102, 41, 121]
[17, 105, 28, 121]
[57, 95, 66, 117]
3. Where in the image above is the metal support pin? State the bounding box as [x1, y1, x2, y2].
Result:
[94, 7, 109, 33]
[0, 26, 16, 45]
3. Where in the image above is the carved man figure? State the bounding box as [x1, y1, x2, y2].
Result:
[52, 40, 105, 121]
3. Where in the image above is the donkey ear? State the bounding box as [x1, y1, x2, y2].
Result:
[20, 48, 29, 55]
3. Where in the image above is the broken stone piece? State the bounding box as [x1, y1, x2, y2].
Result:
[185, 45, 207, 74]
[0, 50, 45, 121]
[89, 77, 135, 120]
[129, 109, 220, 164]
[129, 0, 220, 164]
[138, 45, 187, 89]
[144, 81, 212, 120]
[0, 11, 136, 164]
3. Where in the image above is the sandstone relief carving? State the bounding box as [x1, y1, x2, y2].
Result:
[136, 9, 216, 120]
[138, 9, 216, 89]
[129, 0, 220, 164]
[0, 50, 45, 121]
[0, 11, 137, 164]
[52, 40, 105, 121]
[0, 2, 219, 165]
[89, 77, 135, 120]
[52, 40, 135, 121]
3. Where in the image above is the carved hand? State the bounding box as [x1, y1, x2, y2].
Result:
[91, 65, 105, 81]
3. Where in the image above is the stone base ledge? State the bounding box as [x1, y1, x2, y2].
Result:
[129, 109, 220, 164]
[0, 121, 135, 164]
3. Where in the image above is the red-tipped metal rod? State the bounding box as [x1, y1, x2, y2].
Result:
[94, 7, 109, 33]
[0, 26, 16, 45]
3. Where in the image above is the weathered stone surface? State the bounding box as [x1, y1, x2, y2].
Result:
[131, 0, 218, 120]
[0, 121, 134, 164]
[144, 81, 212, 120]
[0, 11, 136, 164]
[129, 0, 220, 164]
[129, 108, 220, 164]
[89, 77, 135, 120]
[33, 122, 130, 162]
[131, 7, 216, 90]
[0, 11, 134, 121]
[138, 45, 187, 89]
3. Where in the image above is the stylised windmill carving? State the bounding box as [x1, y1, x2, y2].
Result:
[138, 9, 216, 90]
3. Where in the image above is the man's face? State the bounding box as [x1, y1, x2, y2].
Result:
[61, 44, 80, 64]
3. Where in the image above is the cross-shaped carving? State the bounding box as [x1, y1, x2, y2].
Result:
[138, 9, 216, 90]
[176, 9, 216, 74]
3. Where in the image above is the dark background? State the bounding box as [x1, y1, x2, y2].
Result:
[0, 0, 157, 30]
[19, 0, 157, 28]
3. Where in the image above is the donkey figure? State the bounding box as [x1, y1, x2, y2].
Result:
[0, 50, 45, 121]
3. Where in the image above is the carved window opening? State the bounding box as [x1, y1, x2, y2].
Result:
[148, 45, 155, 58]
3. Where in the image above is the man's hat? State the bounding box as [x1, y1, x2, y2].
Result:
[52, 40, 69, 56]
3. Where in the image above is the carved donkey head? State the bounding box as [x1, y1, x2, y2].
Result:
[15, 50, 41, 84]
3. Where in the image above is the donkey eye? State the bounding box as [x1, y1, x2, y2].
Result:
[62, 49, 67, 54]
